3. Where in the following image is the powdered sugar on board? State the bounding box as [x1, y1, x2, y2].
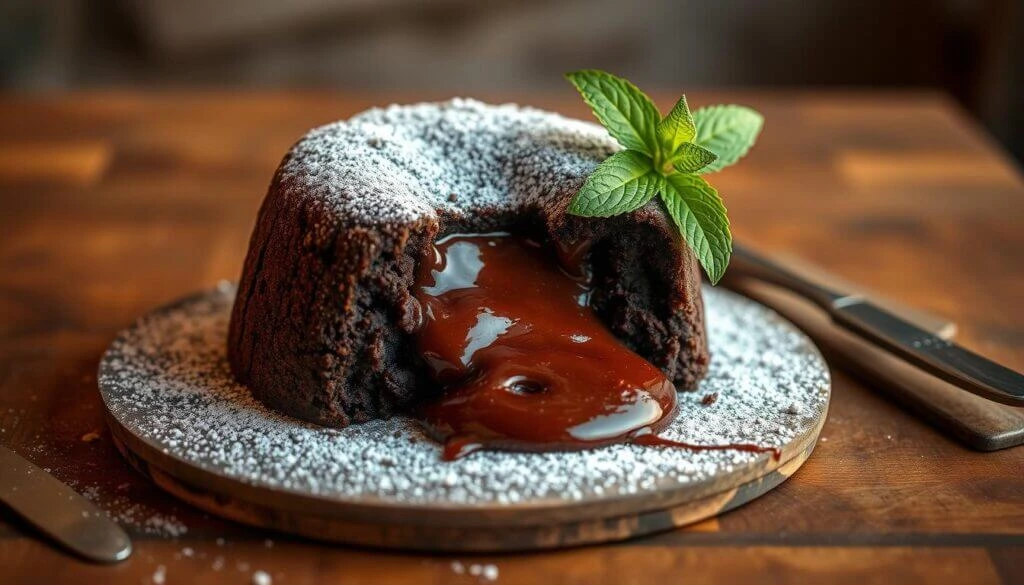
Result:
[99, 283, 829, 506]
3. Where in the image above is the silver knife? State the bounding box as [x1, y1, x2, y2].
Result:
[0, 445, 132, 563]
[729, 243, 1024, 406]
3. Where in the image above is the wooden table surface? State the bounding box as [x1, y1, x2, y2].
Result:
[0, 91, 1022, 584]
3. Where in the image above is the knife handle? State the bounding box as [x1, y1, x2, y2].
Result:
[729, 243, 1024, 407]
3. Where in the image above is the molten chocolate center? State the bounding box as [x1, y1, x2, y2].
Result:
[413, 232, 678, 460]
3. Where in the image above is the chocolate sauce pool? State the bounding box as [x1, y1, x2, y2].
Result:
[413, 233, 779, 461]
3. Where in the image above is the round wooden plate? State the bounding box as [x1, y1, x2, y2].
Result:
[99, 284, 830, 551]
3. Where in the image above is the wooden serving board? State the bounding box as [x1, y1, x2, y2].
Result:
[98, 285, 831, 551]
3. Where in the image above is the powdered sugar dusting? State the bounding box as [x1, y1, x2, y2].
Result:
[277, 99, 615, 227]
[99, 284, 828, 506]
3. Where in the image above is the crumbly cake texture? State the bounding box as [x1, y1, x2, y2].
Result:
[228, 99, 708, 427]
[101, 283, 830, 506]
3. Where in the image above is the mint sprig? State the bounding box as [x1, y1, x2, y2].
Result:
[565, 70, 763, 284]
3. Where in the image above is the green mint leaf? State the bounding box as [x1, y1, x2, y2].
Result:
[660, 174, 732, 284]
[568, 150, 659, 217]
[657, 95, 696, 156]
[692, 105, 763, 174]
[671, 142, 719, 174]
[566, 70, 661, 157]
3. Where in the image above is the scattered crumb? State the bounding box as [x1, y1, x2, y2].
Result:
[152, 565, 166, 585]
[820, 437, 828, 442]
[80, 430, 102, 442]
[66, 479, 188, 538]
[216, 537, 225, 546]
[701, 393, 718, 406]
[212, 556, 225, 571]
[141, 514, 188, 538]
[462, 563, 499, 581]
[482, 564, 499, 581]
[252, 570, 272, 585]
[264, 538, 274, 548]
[181, 547, 194, 558]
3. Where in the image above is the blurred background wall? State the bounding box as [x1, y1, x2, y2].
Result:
[2, 0, 1022, 160]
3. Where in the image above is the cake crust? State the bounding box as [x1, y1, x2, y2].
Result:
[228, 99, 708, 427]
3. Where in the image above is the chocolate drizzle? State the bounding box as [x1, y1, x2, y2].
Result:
[413, 233, 778, 462]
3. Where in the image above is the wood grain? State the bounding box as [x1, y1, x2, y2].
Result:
[0, 91, 1022, 583]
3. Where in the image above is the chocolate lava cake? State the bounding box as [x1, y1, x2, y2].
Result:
[228, 99, 709, 428]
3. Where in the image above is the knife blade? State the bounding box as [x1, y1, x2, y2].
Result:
[729, 243, 1024, 407]
[0, 445, 132, 563]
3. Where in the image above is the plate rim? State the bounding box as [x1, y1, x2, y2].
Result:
[98, 284, 831, 527]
